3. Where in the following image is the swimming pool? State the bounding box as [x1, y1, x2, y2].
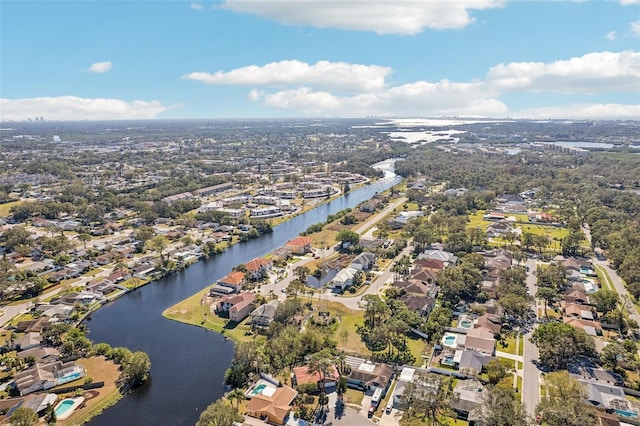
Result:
[442, 334, 457, 347]
[54, 397, 84, 420]
[251, 384, 267, 395]
[459, 319, 472, 329]
[615, 409, 638, 418]
[58, 372, 83, 385]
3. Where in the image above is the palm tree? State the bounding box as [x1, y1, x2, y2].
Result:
[228, 388, 245, 409]
[307, 350, 335, 413]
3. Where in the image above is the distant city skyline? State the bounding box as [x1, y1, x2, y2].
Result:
[1, 0, 639, 121]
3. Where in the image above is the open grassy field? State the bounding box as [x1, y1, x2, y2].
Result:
[595, 265, 614, 291]
[0, 200, 23, 217]
[467, 211, 569, 241]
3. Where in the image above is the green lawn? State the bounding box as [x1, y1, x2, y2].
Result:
[595, 265, 613, 291]
[518, 335, 524, 356]
[467, 211, 568, 241]
[0, 200, 23, 217]
[163, 288, 261, 344]
[497, 336, 518, 355]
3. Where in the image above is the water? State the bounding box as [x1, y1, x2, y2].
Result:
[86, 160, 402, 426]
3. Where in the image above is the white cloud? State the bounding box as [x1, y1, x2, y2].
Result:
[183, 60, 392, 92]
[191, 2, 205, 10]
[220, 0, 505, 34]
[618, 0, 640, 5]
[606, 31, 617, 41]
[256, 80, 508, 117]
[0, 96, 169, 121]
[512, 103, 640, 120]
[487, 51, 640, 93]
[631, 21, 640, 37]
[86, 61, 113, 73]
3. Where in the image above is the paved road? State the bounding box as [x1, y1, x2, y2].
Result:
[522, 257, 541, 419]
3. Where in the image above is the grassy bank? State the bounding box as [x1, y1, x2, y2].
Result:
[162, 288, 261, 345]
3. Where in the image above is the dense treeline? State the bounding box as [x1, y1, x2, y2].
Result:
[396, 147, 640, 300]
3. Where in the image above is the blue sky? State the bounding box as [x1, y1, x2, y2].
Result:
[1, 0, 639, 121]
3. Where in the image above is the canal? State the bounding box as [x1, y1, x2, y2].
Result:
[86, 160, 402, 425]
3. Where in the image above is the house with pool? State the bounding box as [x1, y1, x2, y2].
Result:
[245, 378, 297, 425]
[12, 361, 86, 396]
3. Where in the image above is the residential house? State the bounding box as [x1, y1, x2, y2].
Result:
[344, 356, 393, 393]
[413, 258, 446, 273]
[215, 292, 256, 323]
[251, 300, 279, 327]
[15, 317, 52, 334]
[218, 271, 246, 293]
[284, 236, 313, 255]
[564, 317, 603, 336]
[400, 294, 436, 317]
[272, 247, 292, 262]
[485, 220, 513, 237]
[245, 384, 297, 425]
[132, 263, 156, 279]
[17, 347, 60, 364]
[292, 365, 340, 391]
[420, 249, 458, 266]
[451, 379, 485, 421]
[565, 289, 590, 305]
[563, 303, 595, 320]
[16, 332, 42, 351]
[474, 314, 502, 335]
[350, 252, 376, 271]
[13, 362, 85, 396]
[245, 258, 272, 280]
[582, 380, 627, 411]
[106, 270, 132, 284]
[464, 328, 496, 356]
[458, 351, 493, 376]
[330, 267, 358, 290]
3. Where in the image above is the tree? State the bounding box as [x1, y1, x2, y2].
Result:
[227, 388, 245, 409]
[530, 322, 595, 370]
[479, 385, 527, 426]
[197, 399, 243, 426]
[287, 279, 307, 299]
[43, 403, 56, 425]
[294, 266, 310, 281]
[536, 287, 559, 317]
[535, 371, 596, 426]
[122, 351, 151, 387]
[400, 371, 456, 425]
[9, 407, 38, 426]
[77, 233, 92, 249]
[307, 349, 335, 411]
[145, 235, 169, 263]
[591, 289, 618, 314]
[335, 230, 359, 247]
[485, 359, 511, 385]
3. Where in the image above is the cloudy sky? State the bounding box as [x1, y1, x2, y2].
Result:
[1, 0, 639, 121]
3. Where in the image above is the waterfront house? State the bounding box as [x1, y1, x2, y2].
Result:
[215, 292, 256, 323]
[13, 362, 85, 396]
[218, 271, 246, 293]
[245, 383, 297, 425]
[284, 236, 313, 255]
[245, 258, 272, 280]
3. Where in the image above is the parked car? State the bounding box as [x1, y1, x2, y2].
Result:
[385, 402, 393, 414]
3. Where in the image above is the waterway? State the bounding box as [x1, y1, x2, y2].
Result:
[86, 159, 402, 426]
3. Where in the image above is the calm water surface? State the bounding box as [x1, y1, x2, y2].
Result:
[86, 160, 402, 426]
